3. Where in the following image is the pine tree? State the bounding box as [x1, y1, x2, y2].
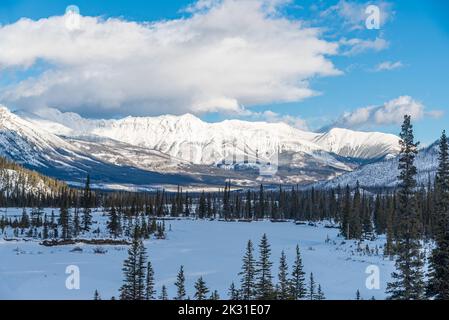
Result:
[194, 277, 210, 300]
[93, 289, 101, 300]
[386, 115, 425, 300]
[341, 185, 351, 239]
[107, 205, 121, 238]
[72, 208, 81, 238]
[277, 251, 290, 300]
[210, 290, 220, 300]
[198, 191, 206, 219]
[81, 175, 93, 232]
[146, 261, 156, 300]
[315, 284, 325, 300]
[119, 235, 147, 300]
[175, 265, 186, 300]
[228, 282, 240, 300]
[356, 289, 361, 300]
[427, 130, 449, 299]
[58, 206, 71, 240]
[290, 244, 306, 300]
[239, 240, 256, 300]
[308, 273, 316, 300]
[255, 234, 274, 300]
[159, 285, 168, 300]
[350, 181, 363, 239]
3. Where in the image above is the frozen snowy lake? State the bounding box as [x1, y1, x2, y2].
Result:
[0, 214, 395, 300]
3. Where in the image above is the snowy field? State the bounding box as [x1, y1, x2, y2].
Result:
[0, 209, 395, 300]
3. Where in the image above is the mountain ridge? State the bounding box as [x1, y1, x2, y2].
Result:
[1, 105, 404, 189]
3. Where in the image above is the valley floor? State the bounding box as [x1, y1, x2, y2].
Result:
[0, 209, 395, 300]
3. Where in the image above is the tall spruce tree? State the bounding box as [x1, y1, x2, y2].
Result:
[72, 208, 81, 238]
[427, 130, 449, 299]
[175, 265, 187, 300]
[119, 233, 147, 300]
[58, 206, 71, 240]
[81, 175, 93, 232]
[386, 115, 425, 300]
[309, 273, 316, 300]
[341, 185, 351, 239]
[255, 234, 274, 300]
[290, 244, 307, 300]
[194, 277, 210, 300]
[239, 240, 256, 300]
[146, 261, 156, 300]
[277, 251, 291, 300]
[107, 205, 121, 238]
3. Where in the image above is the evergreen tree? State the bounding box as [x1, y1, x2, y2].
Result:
[146, 261, 156, 300]
[308, 273, 316, 300]
[119, 235, 147, 300]
[255, 234, 274, 300]
[277, 251, 290, 300]
[356, 289, 361, 300]
[239, 240, 256, 300]
[58, 206, 71, 240]
[315, 284, 325, 300]
[93, 289, 101, 300]
[290, 244, 306, 300]
[210, 290, 220, 300]
[175, 265, 186, 300]
[341, 185, 351, 239]
[81, 175, 93, 231]
[194, 277, 210, 300]
[198, 191, 206, 219]
[228, 282, 240, 300]
[427, 130, 449, 299]
[72, 208, 81, 238]
[159, 285, 168, 300]
[386, 115, 425, 300]
[107, 205, 121, 238]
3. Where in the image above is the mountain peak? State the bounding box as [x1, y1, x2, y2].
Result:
[0, 104, 13, 116]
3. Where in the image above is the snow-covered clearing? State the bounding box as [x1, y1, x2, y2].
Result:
[0, 209, 395, 300]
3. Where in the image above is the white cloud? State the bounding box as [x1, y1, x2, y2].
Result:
[0, 0, 340, 117]
[257, 110, 309, 130]
[374, 60, 403, 71]
[340, 37, 389, 56]
[328, 96, 443, 129]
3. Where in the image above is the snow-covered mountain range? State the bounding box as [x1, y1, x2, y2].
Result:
[1, 105, 404, 189]
[314, 141, 439, 190]
[21, 107, 401, 165]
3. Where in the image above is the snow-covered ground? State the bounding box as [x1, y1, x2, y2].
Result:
[0, 209, 395, 300]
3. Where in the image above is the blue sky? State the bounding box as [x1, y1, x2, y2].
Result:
[0, 0, 448, 144]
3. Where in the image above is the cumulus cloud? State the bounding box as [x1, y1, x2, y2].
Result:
[0, 0, 340, 117]
[258, 110, 309, 130]
[374, 60, 403, 71]
[326, 96, 443, 130]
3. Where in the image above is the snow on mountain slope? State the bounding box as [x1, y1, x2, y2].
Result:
[23, 108, 400, 165]
[0, 168, 51, 195]
[313, 128, 400, 160]
[1, 106, 202, 187]
[315, 142, 439, 189]
[0, 106, 84, 167]
[4, 105, 406, 188]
